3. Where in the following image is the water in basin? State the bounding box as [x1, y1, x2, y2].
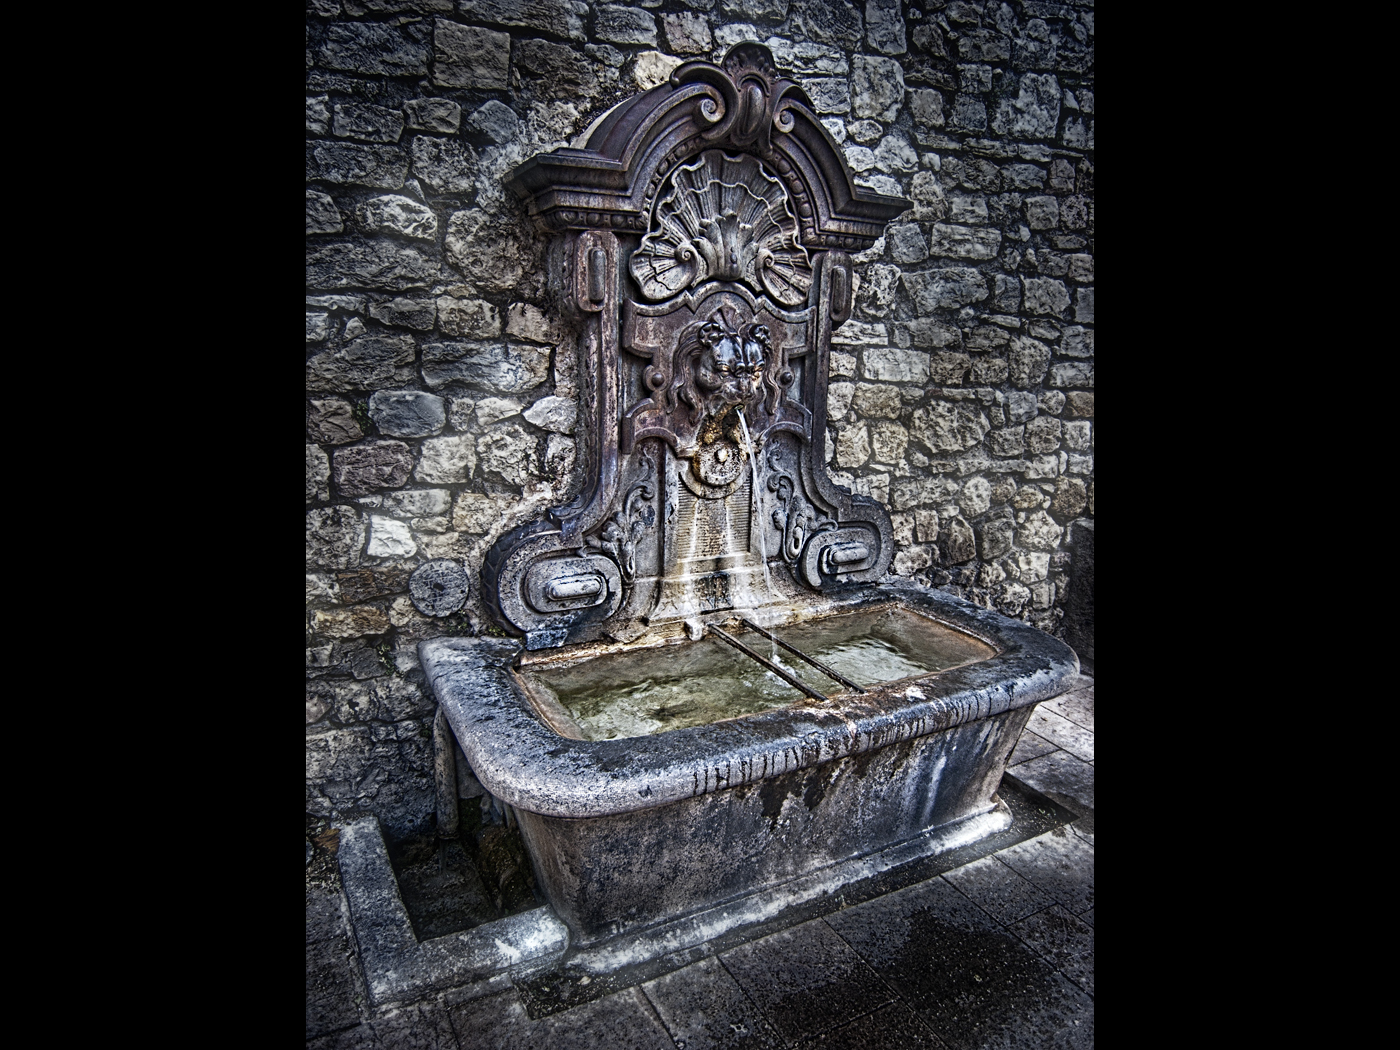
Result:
[516, 606, 997, 741]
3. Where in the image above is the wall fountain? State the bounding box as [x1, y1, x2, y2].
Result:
[355, 44, 1080, 994]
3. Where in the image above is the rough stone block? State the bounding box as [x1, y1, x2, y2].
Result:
[403, 97, 461, 134]
[432, 19, 509, 89]
[992, 73, 1061, 139]
[786, 0, 864, 49]
[1049, 477, 1087, 519]
[1075, 288, 1094, 324]
[929, 351, 972, 385]
[1048, 362, 1094, 389]
[319, 22, 431, 76]
[802, 77, 851, 114]
[873, 132, 918, 173]
[421, 342, 550, 394]
[908, 88, 944, 128]
[1017, 509, 1063, 552]
[1022, 277, 1071, 318]
[307, 311, 330, 342]
[663, 12, 712, 53]
[465, 100, 519, 143]
[827, 381, 854, 420]
[1025, 195, 1059, 230]
[307, 444, 331, 502]
[307, 506, 366, 570]
[307, 335, 418, 392]
[948, 194, 988, 224]
[523, 396, 577, 434]
[512, 38, 598, 100]
[357, 194, 436, 240]
[868, 420, 907, 464]
[835, 424, 870, 467]
[634, 51, 684, 91]
[307, 241, 436, 292]
[436, 297, 501, 339]
[456, 0, 587, 41]
[903, 318, 961, 348]
[409, 135, 476, 194]
[1067, 254, 1094, 284]
[1065, 391, 1094, 418]
[477, 423, 539, 487]
[367, 298, 435, 330]
[474, 397, 522, 426]
[308, 399, 364, 445]
[843, 144, 875, 171]
[970, 354, 1008, 384]
[988, 426, 1024, 456]
[368, 391, 446, 438]
[307, 142, 407, 188]
[415, 433, 477, 484]
[1061, 195, 1088, 229]
[1025, 416, 1062, 454]
[505, 303, 555, 344]
[927, 223, 1001, 260]
[333, 102, 404, 144]
[596, 6, 657, 45]
[306, 190, 343, 235]
[446, 210, 527, 293]
[902, 268, 988, 311]
[887, 222, 928, 263]
[865, 0, 906, 54]
[311, 605, 393, 638]
[851, 383, 902, 419]
[979, 517, 1015, 560]
[332, 441, 416, 497]
[911, 402, 988, 453]
[1008, 335, 1051, 389]
[949, 94, 987, 131]
[851, 55, 905, 120]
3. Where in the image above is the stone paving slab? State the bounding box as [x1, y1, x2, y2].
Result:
[718, 919, 896, 1044]
[1043, 689, 1094, 733]
[994, 830, 1094, 917]
[643, 956, 784, 1050]
[1006, 750, 1095, 813]
[449, 986, 674, 1049]
[940, 858, 1057, 926]
[1026, 707, 1095, 763]
[1007, 729, 1058, 766]
[789, 1000, 947, 1049]
[1007, 905, 1094, 997]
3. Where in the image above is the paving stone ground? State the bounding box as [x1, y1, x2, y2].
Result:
[307, 674, 1096, 1048]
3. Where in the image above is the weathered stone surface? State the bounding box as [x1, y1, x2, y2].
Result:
[1049, 477, 1087, 519]
[948, 194, 989, 225]
[436, 297, 501, 338]
[477, 423, 538, 487]
[1038, 390, 1065, 415]
[339, 0, 453, 13]
[911, 402, 989, 453]
[1005, 391, 1037, 424]
[767, 37, 848, 76]
[827, 381, 854, 420]
[1075, 288, 1094, 324]
[332, 440, 415, 496]
[355, 195, 436, 241]
[988, 426, 1024, 456]
[432, 19, 509, 89]
[851, 383, 903, 419]
[993, 273, 1021, 312]
[307, 311, 330, 342]
[307, 142, 407, 188]
[415, 433, 476, 484]
[843, 144, 875, 172]
[311, 604, 393, 638]
[1061, 195, 1088, 229]
[307, 190, 342, 236]
[523, 396, 577, 434]
[956, 475, 990, 517]
[979, 516, 1015, 560]
[1018, 509, 1063, 551]
[835, 424, 870, 468]
[421, 342, 550, 394]
[333, 102, 404, 144]
[970, 354, 1007, 384]
[474, 396, 523, 426]
[1065, 391, 1095, 418]
[452, 491, 519, 533]
[409, 135, 475, 194]
[445, 210, 526, 293]
[1025, 416, 1062, 454]
[887, 223, 928, 264]
[1048, 362, 1094, 389]
[634, 51, 684, 91]
[513, 38, 597, 100]
[927, 223, 1001, 260]
[1012, 551, 1050, 584]
[1026, 196, 1059, 230]
[851, 55, 904, 120]
[379, 488, 452, 520]
[307, 240, 436, 292]
[903, 268, 988, 311]
[941, 516, 976, 564]
[1008, 336, 1051, 390]
[465, 100, 519, 143]
[865, 0, 906, 54]
[950, 94, 987, 131]
[868, 420, 907, 463]
[1003, 164, 1046, 190]
[319, 22, 431, 76]
[862, 347, 929, 383]
[307, 444, 331, 502]
[663, 12, 712, 53]
[908, 88, 944, 128]
[1022, 277, 1071, 317]
[505, 303, 555, 344]
[786, 0, 863, 49]
[457, 0, 587, 41]
[403, 97, 461, 134]
[308, 398, 364, 445]
[307, 506, 367, 569]
[956, 29, 1010, 63]
[720, 0, 787, 20]
[930, 351, 972, 385]
[368, 390, 446, 438]
[307, 95, 330, 135]
[992, 73, 1061, 138]
[802, 77, 851, 114]
[367, 515, 417, 558]
[307, 335, 418, 392]
[367, 297, 435, 330]
[306, 294, 367, 313]
[1068, 254, 1094, 284]
[596, 6, 657, 45]
[903, 318, 961, 348]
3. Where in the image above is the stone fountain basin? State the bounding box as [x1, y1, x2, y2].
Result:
[420, 579, 1079, 947]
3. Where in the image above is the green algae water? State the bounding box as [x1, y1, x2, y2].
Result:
[518, 606, 996, 741]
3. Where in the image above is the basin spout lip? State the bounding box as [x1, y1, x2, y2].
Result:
[419, 583, 1079, 821]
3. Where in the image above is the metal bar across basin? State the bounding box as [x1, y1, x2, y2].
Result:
[705, 625, 830, 702]
[738, 617, 867, 694]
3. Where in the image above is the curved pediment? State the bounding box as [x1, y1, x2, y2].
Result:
[505, 43, 910, 252]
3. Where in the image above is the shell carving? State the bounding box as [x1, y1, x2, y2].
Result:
[630, 151, 813, 307]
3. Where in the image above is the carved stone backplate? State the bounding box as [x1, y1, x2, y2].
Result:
[486, 44, 909, 649]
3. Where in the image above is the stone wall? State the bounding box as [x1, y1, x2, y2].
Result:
[306, 0, 1095, 838]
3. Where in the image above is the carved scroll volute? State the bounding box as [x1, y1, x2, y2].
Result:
[670, 42, 812, 153]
